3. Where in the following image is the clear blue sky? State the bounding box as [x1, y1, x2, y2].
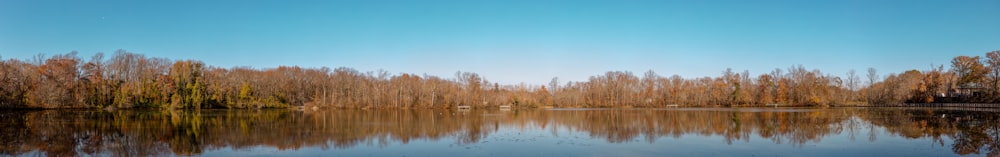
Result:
[2, 0, 998, 85]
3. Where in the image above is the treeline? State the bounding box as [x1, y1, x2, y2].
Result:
[1, 50, 998, 109]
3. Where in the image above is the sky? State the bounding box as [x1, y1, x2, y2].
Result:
[1, 0, 999, 85]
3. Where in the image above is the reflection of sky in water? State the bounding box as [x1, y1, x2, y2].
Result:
[196, 110, 967, 157]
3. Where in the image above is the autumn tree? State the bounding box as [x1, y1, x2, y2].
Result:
[169, 60, 206, 108]
[985, 50, 1000, 96]
[456, 71, 484, 107]
[917, 66, 947, 103]
[0, 58, 32, 108]
[79, 53, 113, 108]
[28, 52, 82, 108]
[3, 50, 998, 108]
[756, 74, 774, 105]
[951, 55, 986, 86]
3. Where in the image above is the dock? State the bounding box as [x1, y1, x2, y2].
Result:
[499, 105, 512, 111]
[889, 103, 999, 108]
[457, 105, 471, 110]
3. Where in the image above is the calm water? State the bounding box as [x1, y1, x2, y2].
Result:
[1, 107, 998, 157]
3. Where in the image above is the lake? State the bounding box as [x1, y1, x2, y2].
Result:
[1, 107, 998, 157]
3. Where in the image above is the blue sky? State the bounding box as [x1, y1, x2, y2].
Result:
[2, 0, 998, 85]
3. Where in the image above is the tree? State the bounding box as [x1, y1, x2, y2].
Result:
[845, 69, 860, 103]
[641, 70, 658, 106]
[80, 53, 112, 108]
[846, 69, 859, 91]
[29, 52, 82, 108]
[549, 77, 559, 95]
[0, 58, 32, 108]
[756, 74, 774, 104]
[951, 55, 986, 86]
[985, 51, 1000, 95]
[169, 60, 206, 108]
[456, 71, 484, 106]
[865, 68, 881, 104]
[4, 50, 1000, 108]
[867, 68, 879, 87]
[920, 66, 947, 103]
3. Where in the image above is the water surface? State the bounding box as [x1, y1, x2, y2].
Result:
[1, 107, 998, 156]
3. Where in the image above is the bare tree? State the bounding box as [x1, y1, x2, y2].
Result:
[549, 77, 559, 95]
[846, 69, 858, 91]
[867, 68, 878, 87]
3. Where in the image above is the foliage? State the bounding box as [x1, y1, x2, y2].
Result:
[1, 50, 1000, 108]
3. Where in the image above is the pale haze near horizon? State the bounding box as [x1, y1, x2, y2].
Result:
[1, 0, 998, 85]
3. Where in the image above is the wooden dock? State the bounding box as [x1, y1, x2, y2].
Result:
[499, 105, 512, 111]
[864, 103, 1000, 108]
[457, 105, 471, 110]
[665, 104, 680, 107]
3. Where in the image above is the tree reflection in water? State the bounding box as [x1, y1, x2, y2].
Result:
[861, 108, 1000, 157]
[0, 108, 997, 156]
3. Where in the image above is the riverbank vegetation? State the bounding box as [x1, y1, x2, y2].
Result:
[1, 50, 998, 109]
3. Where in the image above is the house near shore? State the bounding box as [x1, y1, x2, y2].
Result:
[951, 83, 986, 97]
[932, 83, 988, 103]
[938, 83, 987, 100]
